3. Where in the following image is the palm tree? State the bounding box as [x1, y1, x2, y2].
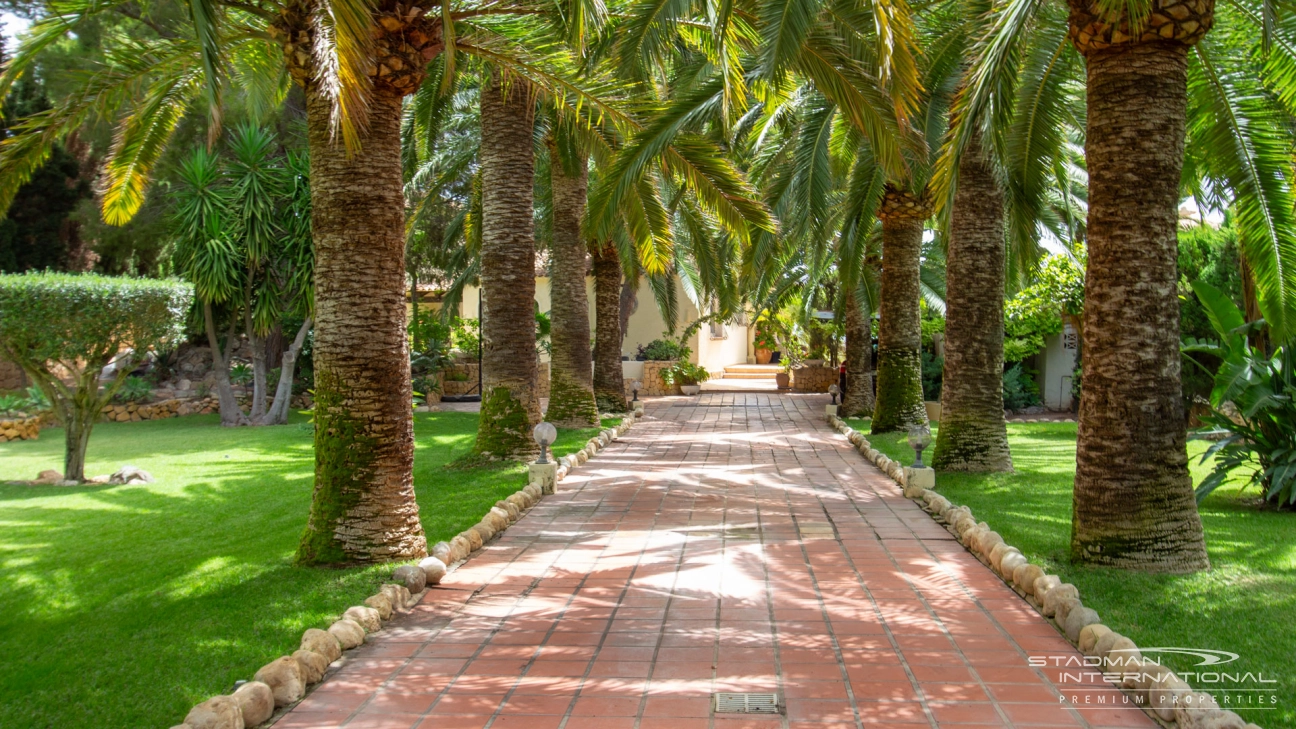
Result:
[545, 132, 602, 428]
[841, 290, 875, 416]
[872, 184, 932, 432]
[591, 241, 628, 410]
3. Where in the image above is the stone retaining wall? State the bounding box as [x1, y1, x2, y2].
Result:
[639, 361, 683, 396]
[0, 416, 40, 443]
[792, 365, 836, 393]
[440, 362, 550, 399]
[102, 397, 219, 422]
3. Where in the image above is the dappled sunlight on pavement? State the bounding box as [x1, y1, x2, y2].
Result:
[274, 393, 1149, 729]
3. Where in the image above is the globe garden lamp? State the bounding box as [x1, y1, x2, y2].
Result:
[907, 425, 932, 468]
[533, 422, 557, 464]
[828, 383, 840, 405]
[631, 380, 641, 402]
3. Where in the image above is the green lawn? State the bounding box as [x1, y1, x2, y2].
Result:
[849, 419, 1295, 729]
[0, 411, 614, 729]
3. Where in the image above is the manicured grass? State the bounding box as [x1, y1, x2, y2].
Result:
[0, 411, 614, 728]
[849, 419, 1296, 728]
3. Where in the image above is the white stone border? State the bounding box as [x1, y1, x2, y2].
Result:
[171, 412, 641, 729]
[825, 413, 1261, 729]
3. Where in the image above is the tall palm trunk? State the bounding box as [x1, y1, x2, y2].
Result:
[873, 184, 930, 433]
[842, 290, 874, 417]
[294, 87, 426, 564]
[593, 242, 628, 411]
[933, 138, 1011, 471]
[546, 144, 600, 427]
[475, 72, 542, 460]
[1067, 3, 1211, 571]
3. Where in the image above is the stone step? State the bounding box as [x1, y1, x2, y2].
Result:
[721, 372, 779, 380]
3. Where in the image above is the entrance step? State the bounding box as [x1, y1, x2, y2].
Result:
[721, 364, 781, 380]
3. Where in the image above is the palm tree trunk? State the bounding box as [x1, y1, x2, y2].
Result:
[593, 242, 628, 411]
[1067, 8, 1211, 571]
[932, 137, 1012, 471]
[546, 144, 600, 428]
[873, 184, 930, 433]
[474, 72, 541, 460]
[295, 86, 425, 565]
[842, 290, 874, 417]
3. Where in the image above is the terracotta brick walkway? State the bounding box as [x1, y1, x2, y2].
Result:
[275, 393, 1151, 729]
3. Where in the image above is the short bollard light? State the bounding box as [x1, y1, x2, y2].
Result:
[533, 421, 557, 464]
[631, 380, 641, 402]
[907, 425, 932, 468]
[828, 383, 840, 405]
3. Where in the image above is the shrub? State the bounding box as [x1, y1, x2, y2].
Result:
[0, 272, 192, 481]
[637, 338, 686, 361]
[451, 317, 480, 356]
[660, 361, 711, 387]
[1003, 363, 1041, 410]
[112, 376, 153, 404]
[921, 352, 943, 401]
[1187, 281, 1296, 507]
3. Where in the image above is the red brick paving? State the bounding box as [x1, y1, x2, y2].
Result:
[273, 394, 1150, 729]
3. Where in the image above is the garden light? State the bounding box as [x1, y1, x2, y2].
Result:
[533, 422, 557, 464]
[907, 425, 932, 468]
[828, 383, 840, 405]
[631, 380, 641, 402]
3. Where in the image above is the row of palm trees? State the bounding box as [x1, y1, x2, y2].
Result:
[2, 0, 1294, 573]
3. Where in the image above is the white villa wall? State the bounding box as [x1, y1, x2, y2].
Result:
[1034, 322, 1078, 411]
[459, 275, 749, 371]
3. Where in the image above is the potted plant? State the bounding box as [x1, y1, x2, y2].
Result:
[753, 323, 775, 365]
[776, 359, 792, 389]
[661, 361, 710, 395]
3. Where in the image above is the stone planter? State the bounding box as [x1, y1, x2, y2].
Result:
[680, 385, 701, 395]
[791, 365, 835, 393]
[755, 348, 772, 365]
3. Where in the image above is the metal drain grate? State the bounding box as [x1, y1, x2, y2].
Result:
[713, 692, 780, 714]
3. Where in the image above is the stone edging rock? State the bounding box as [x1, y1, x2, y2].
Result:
[170, 412, 640, 729]
[825, 413, 1261, 729]
[0, 415, 40, 443]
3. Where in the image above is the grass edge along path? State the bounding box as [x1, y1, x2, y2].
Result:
[0, 410, 616, 728]
[847, 419, 1295, 729]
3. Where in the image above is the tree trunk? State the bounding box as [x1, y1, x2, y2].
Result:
[1067, 7, 1211, 571]
[1239, 254, 1269, 353]
[842, 291, 874, 417]
[259, 317, 311, 425]
[62, 370, 99, 482]
[872, 185, 930, 433]
[249, 333, 269, 421]
[295, 86, 425, 565]
[474, 72, 541, 460]
[204, 301, 247, 427]
[410, 273, 420, 352]
[545, 144, 600, 428]
[932, 137, 1012, 472]
[593, 242, 628, 411]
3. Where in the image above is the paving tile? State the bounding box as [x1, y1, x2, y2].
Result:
[276, 394, 1154, 729]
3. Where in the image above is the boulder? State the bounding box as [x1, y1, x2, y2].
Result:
[506, 492, 529, 512]
[364, 592, 393, 620]
[1094, 631, 1123, 664]
[988, 542, 1016, 570]
[343, 605, 382, 633]
[471, 521, 496, 544]
[380, 583, 413, 611]
[328, 618, 366, 649]
[109, 465, 155, 485]
[232, 681, 274, 727]
[1013, 563, 1044, 594]
[184, 695, 245, 729]
[35, 469, 62, 485]
[486, 507, 511, 529]
[1033, 575, 1061, 600]
[461, 528, 483, 552]
[449, 535, 472, 562]
[975, 530, 1004, 557]
[522, 483, 542, 500]
[292, 649, 330, 684]
[1041, 583, 1078, 617]
[1107, 636, 1142, 675]
[575, 449, 588, 464]
[431, 541, 452, 564]
[1175, 692, 1222, 729]
[418, 556, 447, 585]
[494, 501, 519, 522]
[1078, 624, 1111, 656]
[253, 656, 305, 707]
[1063, 606, 1100, 642]
[1053, 597, 1083, 629]
[1201, 711, 1248, 729]
[300, 628, 342, 663]
[392, 564, 427, 593]
[998, 552, 1028, 581]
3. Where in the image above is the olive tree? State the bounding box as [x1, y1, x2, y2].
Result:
[0, 273, 192, 481]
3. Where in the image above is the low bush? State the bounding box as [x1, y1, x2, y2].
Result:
[636, 337, 686, 361]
